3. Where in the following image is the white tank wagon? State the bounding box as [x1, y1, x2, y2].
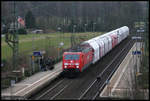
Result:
[82, 26, 129, 64]
[83, 39, 100, 63]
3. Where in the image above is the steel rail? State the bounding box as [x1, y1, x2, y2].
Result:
[31, 37, 134, 100]
[50, 81, 73, 100]
[36, 79, 64, 100]
[97, 39, 132, 79]
[92, 39, 134, 100]
[78, 79, 97, 99]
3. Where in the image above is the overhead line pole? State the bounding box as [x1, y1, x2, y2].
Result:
[5, 1, 19, 71]
[4, 1, 19, 99]
[13, 2, 19, 71]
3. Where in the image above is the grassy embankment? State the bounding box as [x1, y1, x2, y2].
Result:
[1, 32, 105, 89]
[1, 32, 105, 69]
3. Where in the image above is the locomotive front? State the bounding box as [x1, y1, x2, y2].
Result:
[62, 52, 82, 73]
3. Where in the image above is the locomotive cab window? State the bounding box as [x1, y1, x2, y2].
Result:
[64, 54, 80, 60]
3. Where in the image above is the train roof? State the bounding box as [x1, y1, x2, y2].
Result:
[66, 42, 92, 53]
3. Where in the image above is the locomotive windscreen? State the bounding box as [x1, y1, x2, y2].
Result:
[64, 54, 80, 60]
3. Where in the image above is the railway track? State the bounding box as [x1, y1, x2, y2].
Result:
[29, 36, 134, 100]
[79, 38, 134, 100]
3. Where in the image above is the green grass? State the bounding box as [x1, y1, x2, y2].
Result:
[1, 32, 104, 60]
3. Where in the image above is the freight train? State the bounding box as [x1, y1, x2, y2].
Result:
[62, 26, 129, 75]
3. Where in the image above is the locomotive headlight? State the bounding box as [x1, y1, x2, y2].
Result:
[76, 66, 79, 68]
[75, 63, 79, 65]
[64, 66, 67, 68]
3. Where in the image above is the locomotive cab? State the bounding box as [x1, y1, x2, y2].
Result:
[63, 52, 82, 73]
[62, 44, 94, 75]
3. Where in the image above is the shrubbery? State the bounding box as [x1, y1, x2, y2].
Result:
[18, 28, 27, 35]
[25, 70, 31, 77]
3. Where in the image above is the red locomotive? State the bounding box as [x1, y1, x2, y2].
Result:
[63, 43, 94, 73]
[62, 26, 129, 74]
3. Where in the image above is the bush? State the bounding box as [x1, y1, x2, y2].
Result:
[2, 28, 8, 34]
[18, 28, 27, 34]
[25, 70, 31, 77]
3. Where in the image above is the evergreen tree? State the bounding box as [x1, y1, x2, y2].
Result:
[25, 10, 36, 29]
